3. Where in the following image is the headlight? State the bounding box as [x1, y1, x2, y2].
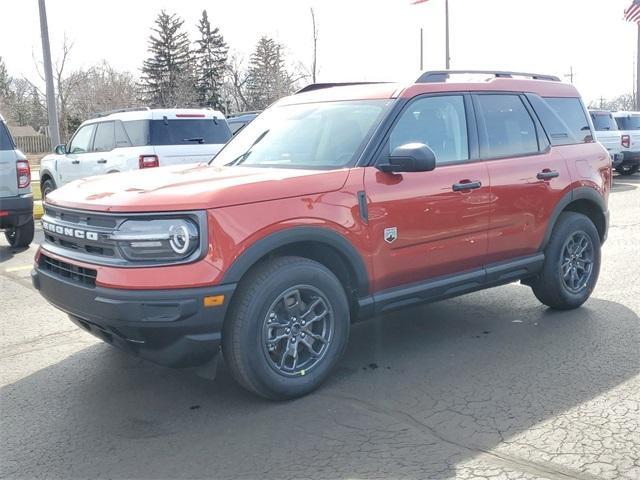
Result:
[111, 218, 199, 262]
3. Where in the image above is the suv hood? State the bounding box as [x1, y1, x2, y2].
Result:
[45, 164, 350, 212]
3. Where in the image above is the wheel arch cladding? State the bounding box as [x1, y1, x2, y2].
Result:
[221, 227, 370, 305]
[542, 187, 608, 248]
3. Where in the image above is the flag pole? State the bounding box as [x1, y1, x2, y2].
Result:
[445, 0, 450, 69]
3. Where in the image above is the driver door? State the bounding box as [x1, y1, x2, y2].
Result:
[59, 123, 97, 185]
[365, 94, 491, 292]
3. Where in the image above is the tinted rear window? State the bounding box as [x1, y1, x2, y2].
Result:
[0, 122, 15, 151]
[149, 119, 231, 146]
[590, 112, 618, 131]
[544, 97, 592, 143]
[614, 115, 640, 130]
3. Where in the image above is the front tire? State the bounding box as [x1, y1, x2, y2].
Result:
[41, 178, 55, 199]
[5, 217, 35, 248]
[222, 256, 350, 400]
[531, 212, 600, 310]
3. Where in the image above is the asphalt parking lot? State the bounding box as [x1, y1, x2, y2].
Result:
[1, 176, 638, 480]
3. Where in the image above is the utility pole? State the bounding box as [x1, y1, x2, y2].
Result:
[564, 66, 575, 84]
[420, 27, 424, 70]
[599, 96, 605, 108]
[38, 0, 60, 148]
[310, 7, 318, 83]
[445, 0, 450, 69]
[637, 23, 640, 110]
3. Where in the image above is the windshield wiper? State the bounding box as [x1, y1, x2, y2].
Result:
[226, 130, 270, 166]
[184, 137, 205, 144]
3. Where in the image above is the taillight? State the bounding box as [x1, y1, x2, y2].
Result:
[138, 155, 159, 169]
[621, 135, 631, 148]
[17, 160, 30, 188]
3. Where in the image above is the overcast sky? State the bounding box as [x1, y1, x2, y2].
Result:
[1, 0, 637, 105]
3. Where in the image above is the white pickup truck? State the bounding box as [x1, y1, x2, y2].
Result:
[589, 110, 623, 168]
[612, 111, 640, 175]
[39, 108, 232, 196]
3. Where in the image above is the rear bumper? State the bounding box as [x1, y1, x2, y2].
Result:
[32, 264, 236, 368]
[0, 194, 33, 229]
[619, 151, 640, 165]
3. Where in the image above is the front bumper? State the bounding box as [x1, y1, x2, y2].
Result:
[0, 194, 33, 229]
[32, 263, 236, 368]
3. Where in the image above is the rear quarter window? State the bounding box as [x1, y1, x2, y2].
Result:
[543, 97, 592, 144]
[122, 120, 150, 147]
[0, 122, 15, 151]
[149, 119, 232, 146]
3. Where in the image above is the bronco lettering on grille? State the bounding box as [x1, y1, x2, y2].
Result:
[42, 220, 99, 241]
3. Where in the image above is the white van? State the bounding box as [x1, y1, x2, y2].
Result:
[39, 108, 231, 196]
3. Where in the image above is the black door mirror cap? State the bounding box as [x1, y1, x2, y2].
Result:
[378, 143, 437, 173]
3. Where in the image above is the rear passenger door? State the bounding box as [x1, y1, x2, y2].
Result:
[365, 94, 492, 291]
[474, 93, 571, 264]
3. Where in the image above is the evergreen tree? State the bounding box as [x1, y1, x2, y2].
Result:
[194, 10, 228, 110]
[246, 37, 293, 110]
[0, 56, 10, 99]
[140, 10, 194, 107]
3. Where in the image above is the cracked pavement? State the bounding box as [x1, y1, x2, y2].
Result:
[1, 174, 638, 479]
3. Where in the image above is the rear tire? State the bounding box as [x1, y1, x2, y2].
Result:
[531, 212, 600, 310]
[616, 165, 639, 175]
[222, 256, 350, 400]
[5, 217, 35, 248]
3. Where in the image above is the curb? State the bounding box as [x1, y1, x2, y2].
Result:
[34, 200, 44, 220]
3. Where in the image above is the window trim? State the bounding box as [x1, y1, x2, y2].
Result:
[91, 121, 116, 153]
[67, 123, 97, 155]
[371, 92, 479, 169]
[472, 92, 549, 162]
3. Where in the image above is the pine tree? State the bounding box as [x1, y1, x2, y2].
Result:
[140, 10, 194, 107]
[194, 10, 228, 110]
[246, 37, 293, 110]
[0, 56, 11, 100]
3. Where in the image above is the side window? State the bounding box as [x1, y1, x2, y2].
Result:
[68, 124, 96, 154]
[475, 94, 539, 158]
[115, 121, 132, 148]
[92, 122, 115, 152]
[122, 120, 150, 146]
[544, 97, 592, 143]
[0, 122, 15, 151]
[390, 95, 469, 164]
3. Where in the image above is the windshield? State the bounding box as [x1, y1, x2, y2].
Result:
[615, 115, 640, 131]
[590, 112, 618, 131]
[211, 100, 391, 169]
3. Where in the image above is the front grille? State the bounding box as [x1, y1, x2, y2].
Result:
[40, 254, 97, 287]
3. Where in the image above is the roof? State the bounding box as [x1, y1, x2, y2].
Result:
[613, 111, 640, 116]
[83, 108, 226, 124]
[279, 71, 580, 106]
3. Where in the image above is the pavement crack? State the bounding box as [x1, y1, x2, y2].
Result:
[322, 392, 607, 480]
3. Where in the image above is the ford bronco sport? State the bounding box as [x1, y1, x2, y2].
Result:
[33, 71, 611, 399]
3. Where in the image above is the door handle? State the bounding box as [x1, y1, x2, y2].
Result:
[71, 160, 80, 165]
[537, 169, 559, 180]
[452, 180, 482, 192]
[97, 159, 107, 164]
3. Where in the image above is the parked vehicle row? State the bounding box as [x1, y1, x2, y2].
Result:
[39, 107, 231, 197]
[589, 109, 640, 175]
[32, 70, 611, 399]
[0, 114, 34, 248]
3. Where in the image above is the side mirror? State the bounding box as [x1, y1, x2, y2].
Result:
[377, 143, 437, 173]
[54, 144, 66, 155]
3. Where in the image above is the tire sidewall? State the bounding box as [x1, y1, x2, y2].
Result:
[235, 261, 350, 398]
[546, 214, 601, 307]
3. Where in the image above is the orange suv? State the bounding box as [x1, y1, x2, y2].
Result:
[33, 71, 611, 399]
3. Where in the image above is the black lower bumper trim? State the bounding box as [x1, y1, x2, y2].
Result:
[0, 194, 33, 228]
[32, 266, 236, 368]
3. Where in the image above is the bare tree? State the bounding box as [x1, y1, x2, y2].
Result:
[223, 54, 250, 112]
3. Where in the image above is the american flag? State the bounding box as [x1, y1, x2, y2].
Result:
[624, 0, 640, 23]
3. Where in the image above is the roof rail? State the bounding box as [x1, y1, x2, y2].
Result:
[226, 111, 262, 118]
[295, 82, 390, 94]
[416, 70, 561, 83]
[92, 106, 151, 118]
